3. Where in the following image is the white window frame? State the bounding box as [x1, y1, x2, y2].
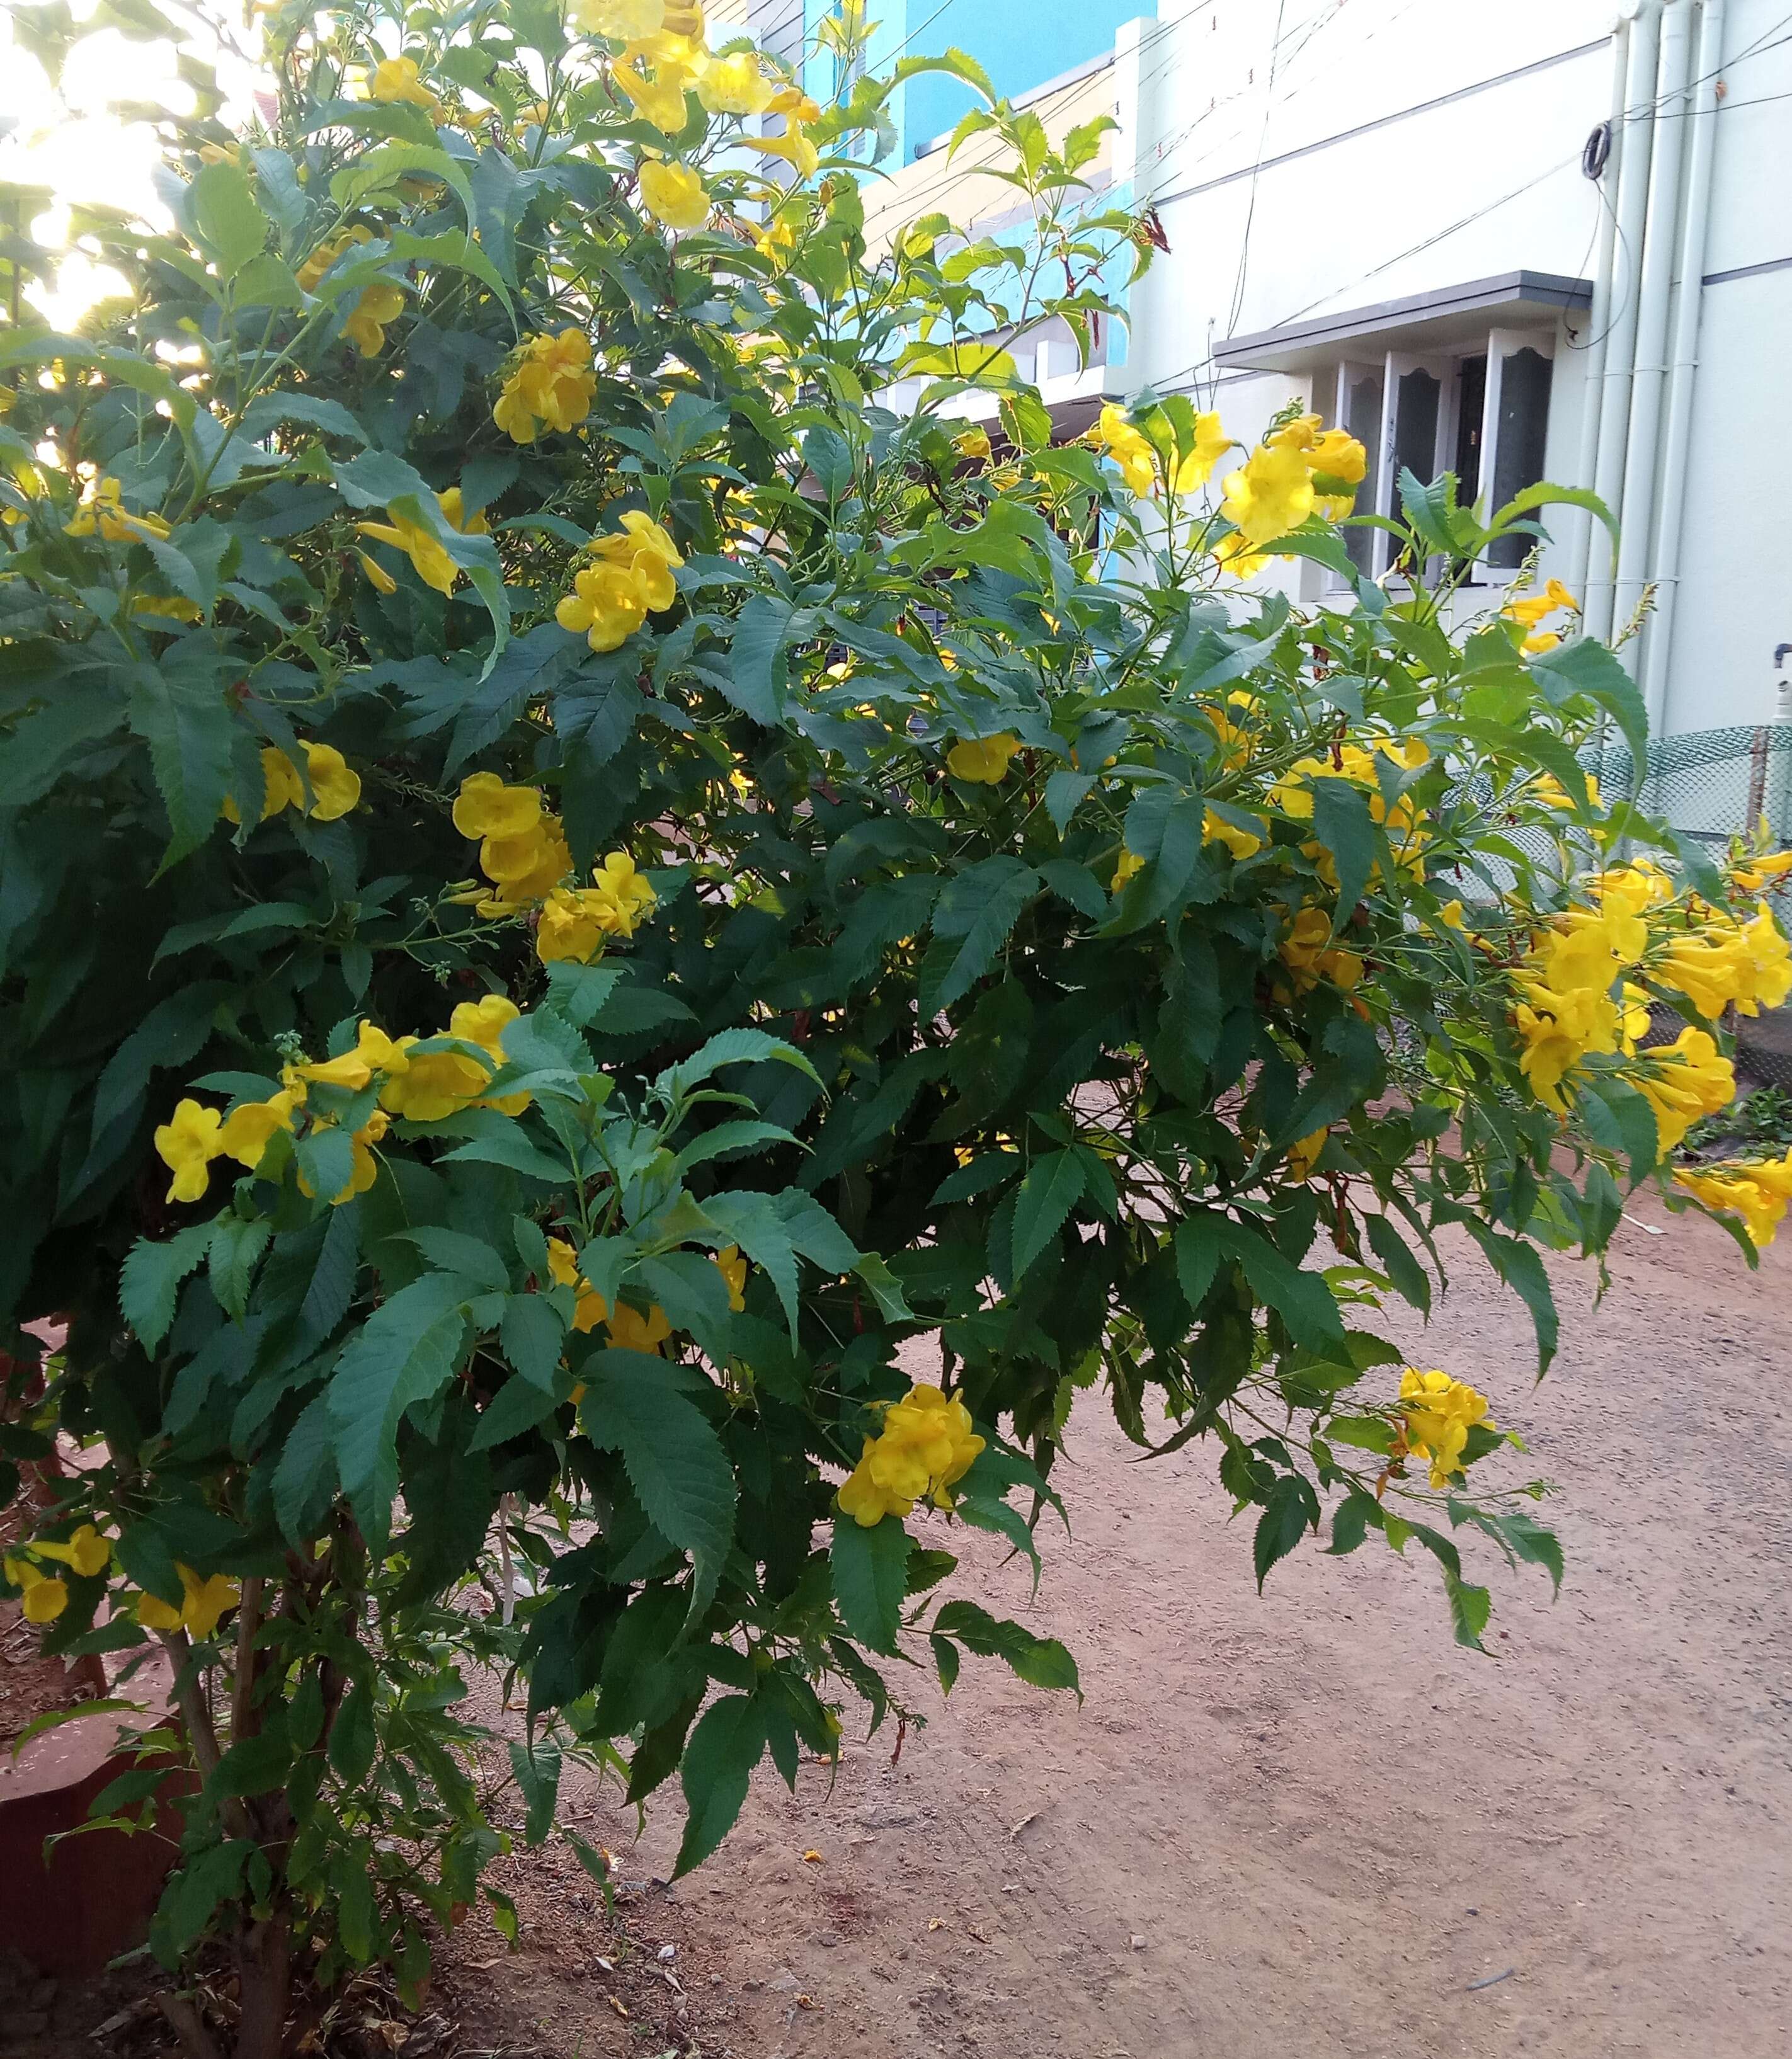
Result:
[1318, 326, 1558, 587]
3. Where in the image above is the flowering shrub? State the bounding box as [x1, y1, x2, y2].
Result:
[0, 1, 1781, 2049]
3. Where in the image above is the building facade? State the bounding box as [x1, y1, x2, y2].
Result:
[747, 0, 1792, 750]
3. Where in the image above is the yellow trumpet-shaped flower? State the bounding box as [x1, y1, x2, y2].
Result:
[945, 733, 1021, 785]
[697, 49, 772, 115]
[1220, 440, 1315, 547]
[1398, 1368, 1493, 1490]
[557, 561, 650, 651]
[64, 474, 170, 543]
[837, 1384, 984, 1526]
[638, 157, 709, 229]
[299, 741, 361, 820]
[30, 1524, 112, 1579]
[715, 1244, 748, 1311]
[356, 488, 486, 596]
[454, 773, 543, 841]
[154, 1098, 223, 1204]
[371, 55, 442, 118]
[342, 278, 406, 356]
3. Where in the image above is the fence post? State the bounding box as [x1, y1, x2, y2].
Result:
[1747, 726, 1770, 840]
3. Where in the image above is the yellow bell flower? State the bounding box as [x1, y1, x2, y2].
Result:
[31, 1524, 112, 1579]
[557, 561, 649, 651]
[945, 733, 1021, 784]
[217, 1088, 301, 1170]
[715, 1244, 748, 1312]
[494, 329, 598, 444]
[1675, 1151, 1792, 1247]
[371, 55, 440, 115]
[1221, 440, 1315, 547]
[1628, 1028, 1735, 1152]
[379, 1045, 494, 1121]
[638, 157, 709, 230]
[299, 740, 361, 819]
[590, 850, 658, 935]
[1170, 411, 1230, 492]
[357, 549, 398, 596]
[1278, 906, 1363, 996]
[220, 745, 308, 825]
[1398, 1368, 1493, 1490]
[1286, 1128, 1328, 1182]
[342, 278, 406, 356]
[356, 487, 484, 597]
[1112, 847, 1146, 889]
[952, 425, 992, 462]
[449, 995, 530, 1114]
[697, 49, 773, 116]
[615, 55, 697, 132]
[1502, 578, 1580, 630]
[454, 773, 543, 841]
[1203, 810, 1263, 862]
[154, 1098, 224, 1204]
[176, 1566, 241, 1639]
[297, 224, 373, 293]
[607, 1301, 673, 1354]
[537, 886, 612, 966]
[7, 1558, 71, 1624]
[64, 474, 170, 543]
[838, 1384, 984, 1526]
[547, 1235, 610, 1333]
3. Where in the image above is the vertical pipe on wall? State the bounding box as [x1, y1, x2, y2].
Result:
[1573, 14, 1631, 603]
[1611, 0, 1696, 646]
[1640, 0, 1725, 744]
[1582, 0, 1664, 646]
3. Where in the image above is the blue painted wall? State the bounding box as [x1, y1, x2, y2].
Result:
[798, 0, 1146, 162]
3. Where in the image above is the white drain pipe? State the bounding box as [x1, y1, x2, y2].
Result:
[1572, 13, 1631, 602]
[1612, 0, 1697, 642]
[1582, 0, 1663, 646]
[1640, 0, 1725, 742]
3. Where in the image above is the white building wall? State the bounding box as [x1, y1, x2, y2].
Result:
[1110, 0, 1792, 739]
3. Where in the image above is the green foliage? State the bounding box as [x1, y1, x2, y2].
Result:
[0, 0, 1755, 2041]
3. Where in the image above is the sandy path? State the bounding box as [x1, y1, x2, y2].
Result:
[446, 1192, 1790, 2059]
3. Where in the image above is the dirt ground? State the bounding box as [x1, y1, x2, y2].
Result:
[432, 1190, 1790, 2059]
[26, 1191, 1789, 2059]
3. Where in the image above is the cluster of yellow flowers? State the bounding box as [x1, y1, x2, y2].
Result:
[1674, 1150, 1792, 1246]
[1503, 577, 1581, 656]
[547, 1235, 673, 1354]
[493, 330, 598, 445]
[836, 1384, 986, 1527]
[154, 999, 529, 1206]
[1277, 906, 1365, 996]
[545, 1237, 746, 1369]
[1091, 403, 1228, 497]
[1510, 861, 1788, 1145]
[538, 853, 658, 964]
[1269, 735, 1431, 885]
[3, 1524, 237, 1636]
[220, 740, 361, 825]
[299, 229, 403, 354]
[450, 773, 656, 963]
[1219, 412, 1368, 571]
[357, 485, 488, 596]
[3, 1524, 110, 1624]
[554, 511, 683, 651]
[1397, 1368, 1495, 1490]
[293, 219, 404, 356]
[452, 772, 573, 915]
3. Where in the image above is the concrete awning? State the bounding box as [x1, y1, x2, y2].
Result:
[1213, 271, 1594, 374]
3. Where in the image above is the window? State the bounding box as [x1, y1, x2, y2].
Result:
[1326, 329, 1555, 581]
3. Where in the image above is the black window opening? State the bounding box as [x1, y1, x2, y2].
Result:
[1386, 367, 1441, 573]
[1487, 346, 1553, 567]
[1342, 368, 1383, 576]
[1453, 353, 1488, 510]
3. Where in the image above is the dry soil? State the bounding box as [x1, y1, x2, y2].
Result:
[436, 1191, 1790, 2059]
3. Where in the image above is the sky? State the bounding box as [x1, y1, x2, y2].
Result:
[0, 0, 268, 327]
